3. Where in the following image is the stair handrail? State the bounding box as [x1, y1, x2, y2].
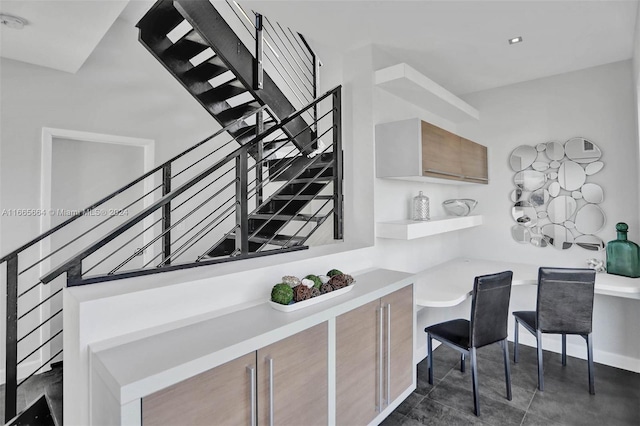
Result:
[40, 85, 341, 285]
[0, 104, 276, 265]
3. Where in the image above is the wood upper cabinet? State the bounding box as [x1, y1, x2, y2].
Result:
[460, 137, 488, 183]
[336, 285, 414, 425]
[257, 322, 328, 426]
[376, 118, 488, 184]
[421, 121, 463, 181]
[142, 352, 256, 426]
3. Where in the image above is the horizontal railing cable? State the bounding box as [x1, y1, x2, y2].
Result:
[81, 217, 164, 276]
[17, 309, 63, 344]
[17, 329, 62, 366]
[18, 288, 63, 321]
[18, 349, 63, 388]
[113, 178, 237, 273]
[18, 182, 164, 276]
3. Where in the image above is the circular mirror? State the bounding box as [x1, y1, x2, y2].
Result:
[575, 204, 605, 234]
[532, 162, 549, 172]
[575, 234, 606, 251]
[510, 145, 538, 171]
[542, 224, 574, 250]
[585, 161, 604, 175]
[511, 225, 531, 244]
[564, 220, 575, 229]
[531, 236, 548, 247]
[510, 188, 524, 202]
[558, 161, 586, 191]
[514, 170, 547, 191]
[547, 196, 577, 224]
[512, 201, 538, 227]
[565, 137, 602, 163]
[582, 183, 604, 204]
[550, 161, 561, 169]
[547, 171, 558, 180]
[530, 189, 550, 207]
[536, 143, 546, 152]
[538, 211, 548, 219]
[545, 141, 565, 160]
[548, 181, 561, 197]
[572, 191, 583, 199]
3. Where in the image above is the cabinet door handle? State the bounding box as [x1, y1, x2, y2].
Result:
[463, 175, 489, 181]
[377, 305, 384, 413]
[386, 303, 391, 406]
[247, 366, 256, 426]
[423, 168, 464, 179]
[267, 357, 274, 426]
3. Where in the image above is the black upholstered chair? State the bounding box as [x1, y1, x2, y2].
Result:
[513, 267, 596, 394]
[424, 271, 513, 416]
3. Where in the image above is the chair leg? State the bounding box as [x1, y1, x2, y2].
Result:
[536, 329, 544, 391]
[427, 333, 434, 385]
[562, 334, 567, 366]
[461, 353, 465, 373]
[587, 333, 595, 395]
[502, 338, 512, 401]
[514, 318, 519, 363]
[471, 347, 480, 416]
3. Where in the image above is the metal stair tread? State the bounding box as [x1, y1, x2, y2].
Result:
[199, 80, 246, 104]
[248, 234, 305, 246]
[250, 213, 325, 222]
[216, 101, 262, 125]
[271, 194, 333, 201]
[164, 32, 209, 60]
[184, 57, 229, 82]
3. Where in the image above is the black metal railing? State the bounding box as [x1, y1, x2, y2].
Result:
[223, 0, 320, 129]
[0, 86, 342, 421]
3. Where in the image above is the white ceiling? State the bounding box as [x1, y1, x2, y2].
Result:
[0, 0, 129, 73]
[2, 1, 639, 95]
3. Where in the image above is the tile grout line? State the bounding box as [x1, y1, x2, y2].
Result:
[520, 387, 538, 426]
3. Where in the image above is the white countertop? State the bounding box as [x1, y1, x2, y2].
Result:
[91, 269, 414, 405]
[414, 258, 640, 307]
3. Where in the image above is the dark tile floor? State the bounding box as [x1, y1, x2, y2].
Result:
[383, 343, 640, 426]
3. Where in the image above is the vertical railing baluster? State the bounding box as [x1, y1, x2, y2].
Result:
[236, 151, 249, 255]
[5, 254, 18, 422]
[332, 88, 344, 240]
[254, 13, 263, 90]
[256, 109, 264, 205]
[162, 164, 172, 265]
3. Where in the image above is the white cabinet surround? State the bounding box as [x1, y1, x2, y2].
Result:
[89, 269, 416, 425]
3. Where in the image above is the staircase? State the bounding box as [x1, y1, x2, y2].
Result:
[1, 0, 342, 422]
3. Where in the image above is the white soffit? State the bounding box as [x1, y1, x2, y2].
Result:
[0, 0, 129, 74]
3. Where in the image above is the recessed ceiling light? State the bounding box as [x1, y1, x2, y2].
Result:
[509, 36, 523, 45]
[0, 14, 27, 30]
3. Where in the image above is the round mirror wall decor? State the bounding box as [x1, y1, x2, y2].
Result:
[508, 137, 605, 251]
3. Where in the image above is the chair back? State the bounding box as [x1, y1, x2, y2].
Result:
[536, 267, 595, 334]
[470, 270, 513, 348]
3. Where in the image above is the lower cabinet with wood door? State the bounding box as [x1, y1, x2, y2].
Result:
[336, 285, 414, 425]
[142, 322, 328, 426]
[90, 270, 415, 426]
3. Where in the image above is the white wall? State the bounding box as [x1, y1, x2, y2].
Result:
[456, 60, 640, 370]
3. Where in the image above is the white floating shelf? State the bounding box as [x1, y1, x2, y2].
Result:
[376, 215, 483, 240]
[375, 63, 479, 122]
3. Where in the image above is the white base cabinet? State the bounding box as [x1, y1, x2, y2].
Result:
[89, 269, 416, 426]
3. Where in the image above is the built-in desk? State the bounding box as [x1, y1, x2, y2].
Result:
[414, 258, 640, 307]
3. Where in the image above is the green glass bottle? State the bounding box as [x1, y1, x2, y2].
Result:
[606, 223, 640, 278]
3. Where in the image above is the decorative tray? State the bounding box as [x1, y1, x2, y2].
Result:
[269, 284, 355, 312]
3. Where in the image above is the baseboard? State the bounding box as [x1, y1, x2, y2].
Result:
[416, 338, 640, 373]
[0, 360, 50, 385]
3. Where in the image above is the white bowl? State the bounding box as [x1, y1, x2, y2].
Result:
[442, 199, 478, 216]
